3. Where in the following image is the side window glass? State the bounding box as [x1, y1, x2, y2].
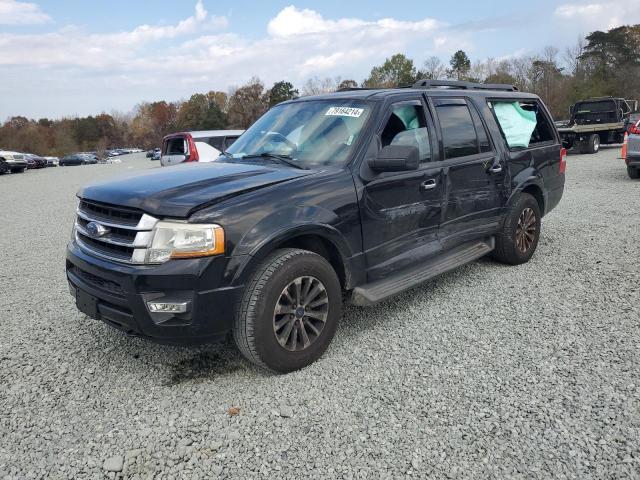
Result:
[436, 104, 478, 159]
[381, 104, 431, 162]
[224, 137, 239, 150]
[468, 102, 492, 153]
[207, 136, 224, 151]
[491, 100, 554, 149]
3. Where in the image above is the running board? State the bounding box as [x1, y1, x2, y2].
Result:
[350, 238, 495, 306]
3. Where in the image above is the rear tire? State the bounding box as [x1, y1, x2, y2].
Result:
[628, 166, 640, 179]
[233, 248, 342, 373]
[492, 193, 541, 265]
[586, 134, 600, 154]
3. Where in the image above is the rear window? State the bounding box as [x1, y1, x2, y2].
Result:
[490, 100, 555, 149]
[575, 101, 616, 113]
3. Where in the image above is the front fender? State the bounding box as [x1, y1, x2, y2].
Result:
[229, 205, 356, 286]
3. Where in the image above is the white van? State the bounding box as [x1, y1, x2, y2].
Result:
[160, 130, 244, 167]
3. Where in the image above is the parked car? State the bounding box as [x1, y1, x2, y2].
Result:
[66, 80, 565, 372]
[627, 113, 640, 132]
[626, 119, 640, 179]
[60, 154, 96, 166]
[151, 149, 161, 161]
[44, 156, 59, 167]
[24, 154, 48, 169]
[0, 150, 28, 173]
[146, 149, 154, 158]
[160, 130, 243, 166]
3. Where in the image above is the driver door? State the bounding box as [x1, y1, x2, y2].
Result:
[357, 97, 444, 281]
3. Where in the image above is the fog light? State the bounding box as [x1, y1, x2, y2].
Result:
[147, 301, 189, 313]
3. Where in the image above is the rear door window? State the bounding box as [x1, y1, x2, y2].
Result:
[434, 99, 479, 159]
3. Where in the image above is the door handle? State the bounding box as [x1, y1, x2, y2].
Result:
[420, 179, 437, 190]
[488, 164, 503, 174]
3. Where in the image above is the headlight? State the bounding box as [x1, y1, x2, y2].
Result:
[146, 221, 225, 264]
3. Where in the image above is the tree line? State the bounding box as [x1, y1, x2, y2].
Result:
[1, 24, 637, 156]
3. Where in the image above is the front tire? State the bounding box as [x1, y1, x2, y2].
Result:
[0, 161, 8, 175]
[233, 248, 342, 373]
[628, 166, 640, 179]
[492, 193, 541, 265]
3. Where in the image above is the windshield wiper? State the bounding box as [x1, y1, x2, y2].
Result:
[238, 153, 308, 170]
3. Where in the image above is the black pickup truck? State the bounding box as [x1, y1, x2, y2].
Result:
[67, 80, 565, 372]
[556, 97, 637, 154]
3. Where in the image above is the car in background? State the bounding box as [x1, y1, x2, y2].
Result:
[44, 156, 59, 167]
[24, 154, 48, 169]
[627, 113, 640, 132]
[146, 149, 154, 158]
[626, 119, 640, 179]
[60, 153, 98, 166]
[149, 148, 161, 160]
[160, 130, 243, 167]
[0, 150, 28, 173]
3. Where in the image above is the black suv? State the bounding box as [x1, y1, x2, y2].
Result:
[67, 80, 565, 372]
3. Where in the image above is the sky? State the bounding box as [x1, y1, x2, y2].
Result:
[1, 0, 639, 119]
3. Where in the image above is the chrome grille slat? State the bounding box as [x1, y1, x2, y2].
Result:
[75, 224, 135, 247]
[74, 200, 158, 264]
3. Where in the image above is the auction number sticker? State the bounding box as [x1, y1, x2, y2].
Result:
[325, 107, 364, 118]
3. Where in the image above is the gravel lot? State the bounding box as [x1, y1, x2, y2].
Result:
[1, 148, 639, 479]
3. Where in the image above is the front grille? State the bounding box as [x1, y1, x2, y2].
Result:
[74, 199, 158, 264]
[79, 200, 142, 227]
[70, 266, 124, 297]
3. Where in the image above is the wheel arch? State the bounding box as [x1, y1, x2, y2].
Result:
[507, 179, 546, 217]
[232, 225, 355, 290]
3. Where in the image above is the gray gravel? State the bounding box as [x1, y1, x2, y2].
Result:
[1, 148, 639, 479]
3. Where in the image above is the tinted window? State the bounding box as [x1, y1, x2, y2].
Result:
[436, 104, 478, 159]
[206, 136, 224, 150]
[468, 103, 492, 153]
[165, 138, 186, 155]
[224, 136, 239, 150]
[381, 104, 431, 162]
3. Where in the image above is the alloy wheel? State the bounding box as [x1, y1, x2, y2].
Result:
[516, 207, 537, 254]
[273, 276, 329, 352]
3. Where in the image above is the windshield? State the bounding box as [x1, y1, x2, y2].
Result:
[225, 100, 372, 168]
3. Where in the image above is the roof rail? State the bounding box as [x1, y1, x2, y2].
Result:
[412, 79, 518, 92]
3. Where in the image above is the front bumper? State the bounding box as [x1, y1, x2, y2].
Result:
[66, 241, 243, 345]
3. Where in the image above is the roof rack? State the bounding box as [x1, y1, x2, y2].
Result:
[412, 79, 518, 92]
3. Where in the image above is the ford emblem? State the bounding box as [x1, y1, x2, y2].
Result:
[86, 221, 110, 238]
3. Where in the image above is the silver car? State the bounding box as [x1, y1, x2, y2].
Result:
[627, 119, 640, 179]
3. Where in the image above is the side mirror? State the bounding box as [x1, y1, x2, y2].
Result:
[368, 145, 419, 172]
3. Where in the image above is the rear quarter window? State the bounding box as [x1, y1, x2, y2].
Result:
[490, 100, 555, 149]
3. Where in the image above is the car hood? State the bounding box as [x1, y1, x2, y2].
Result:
[78, 162, 316, 217]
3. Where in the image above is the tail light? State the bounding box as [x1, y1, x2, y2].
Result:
[629, 125, 640, 135]
[559, 147, 567, 174]
[185, 134, 199, 162]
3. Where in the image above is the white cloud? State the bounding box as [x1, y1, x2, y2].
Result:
[0, 0, 50, 25]
[0, 4, 478, 118]
[554, 1, 640, 29]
